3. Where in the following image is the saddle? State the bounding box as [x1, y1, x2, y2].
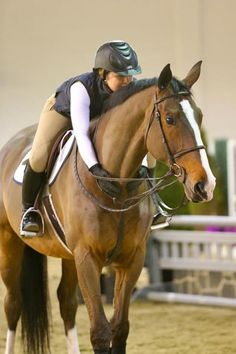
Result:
[15, 130, 75, 252]
[43, 130, 75, 245]
[46, 130, 75, 184]
[14, 130, 75, 185]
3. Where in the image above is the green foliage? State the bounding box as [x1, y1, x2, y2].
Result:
[154, 161, 190, 215]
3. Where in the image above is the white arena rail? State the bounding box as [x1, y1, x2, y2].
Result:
[151, 229, 236, 272]
[139, 215, 236, 307]
[171, 215, 236, 227]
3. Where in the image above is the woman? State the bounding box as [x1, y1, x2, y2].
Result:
[21, 40, 142, 236]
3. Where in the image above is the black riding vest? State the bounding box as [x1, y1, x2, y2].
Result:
[53, 72, 112, 119]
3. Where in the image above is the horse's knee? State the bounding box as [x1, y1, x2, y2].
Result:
[91, 319, 111, 352]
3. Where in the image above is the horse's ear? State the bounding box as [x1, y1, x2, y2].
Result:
[157, 64, 172, 90]
[182, 61, 202, 89]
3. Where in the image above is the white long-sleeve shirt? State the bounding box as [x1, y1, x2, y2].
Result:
[70, 80, 149, 170]
[70, 81, 98, 169]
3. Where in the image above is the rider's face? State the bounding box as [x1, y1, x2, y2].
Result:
[105, 72, 133, 92]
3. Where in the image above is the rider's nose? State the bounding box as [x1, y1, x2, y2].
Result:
[123, 76, 132, 85]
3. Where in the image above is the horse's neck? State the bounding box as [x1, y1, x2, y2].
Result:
[95, 89, 154, 177]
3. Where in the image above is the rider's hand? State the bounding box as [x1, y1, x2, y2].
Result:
[126, 165, 151, 192]
[89, 163, 121, 198]
[138, 166, 155, 179]
[138, 165, 149, 179]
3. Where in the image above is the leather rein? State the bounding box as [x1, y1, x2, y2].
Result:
[73, 90, 206, 265]
[74, 90, 206, 213]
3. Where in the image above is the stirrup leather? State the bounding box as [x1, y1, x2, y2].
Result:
[20, 207, 44, 237]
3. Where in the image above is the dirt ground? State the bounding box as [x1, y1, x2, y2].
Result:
[1, 257, 236, 354]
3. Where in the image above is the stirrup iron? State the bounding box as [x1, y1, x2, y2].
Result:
[20, 207, 44, 237]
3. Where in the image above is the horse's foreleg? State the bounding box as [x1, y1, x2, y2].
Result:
[111, 247, 145, 354]
[74, 249, 111, 353]
[0, 227, 24, 354]
[57, 259, 80, 354]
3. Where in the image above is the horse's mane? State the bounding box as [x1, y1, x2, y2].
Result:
[102, 78, 158, 113]
[102, 76, 191, 114]
[89, 76, 191, 136]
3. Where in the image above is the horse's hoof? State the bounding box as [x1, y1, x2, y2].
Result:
[111, 345, 126, 354]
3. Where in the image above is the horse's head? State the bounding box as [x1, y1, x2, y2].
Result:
[146, 62, 216, 202]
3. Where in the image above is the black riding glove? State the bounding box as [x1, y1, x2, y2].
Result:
[89, 163, 121, 198]
[138, 165, 149, 179]
[139, 165, 155, 179]
[126, 165, 152, 192]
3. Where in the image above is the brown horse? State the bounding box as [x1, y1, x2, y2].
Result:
[0, 62, 215, 354]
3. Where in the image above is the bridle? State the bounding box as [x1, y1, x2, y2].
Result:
[148, 90, 206, 181]
[73, 90, 207, 264]
[74, 89, 206, 212]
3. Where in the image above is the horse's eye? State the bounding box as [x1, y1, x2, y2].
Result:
[166, 115, 175, 125]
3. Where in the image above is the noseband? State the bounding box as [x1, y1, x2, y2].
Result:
[150, 91, 206, 181]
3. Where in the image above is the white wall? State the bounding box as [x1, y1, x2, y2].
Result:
[1, 0, 236, 149]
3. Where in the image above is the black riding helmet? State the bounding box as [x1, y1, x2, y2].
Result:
[94, 41, 142, 76]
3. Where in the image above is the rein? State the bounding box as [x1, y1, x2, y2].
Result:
[73, 90, 206, 264]
[74, 89, 206, 214]
[73, 146, 175, 213]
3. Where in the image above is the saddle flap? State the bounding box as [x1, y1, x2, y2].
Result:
[13, 131, 75, 185]
[48, 131, 75, 185]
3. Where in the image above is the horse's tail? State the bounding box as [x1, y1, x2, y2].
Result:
[20, 245, 51, 354]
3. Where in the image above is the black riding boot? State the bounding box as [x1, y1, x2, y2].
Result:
[94, 350, 111, 354]
[20, 162, 45, 236]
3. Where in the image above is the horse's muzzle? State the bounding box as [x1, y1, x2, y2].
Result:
[183, 177, 214, 203]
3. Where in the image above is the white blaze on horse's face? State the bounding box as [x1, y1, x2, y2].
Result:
[180, 99, 216, 201]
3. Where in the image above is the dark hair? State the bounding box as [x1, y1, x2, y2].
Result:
[103, 78, 158, 113]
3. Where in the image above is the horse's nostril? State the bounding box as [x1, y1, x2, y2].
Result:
[194, 181, 207, 199]
[195, 181, 204, 193]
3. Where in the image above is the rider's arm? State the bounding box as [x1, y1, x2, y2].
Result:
[70, 81, 98, 169]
